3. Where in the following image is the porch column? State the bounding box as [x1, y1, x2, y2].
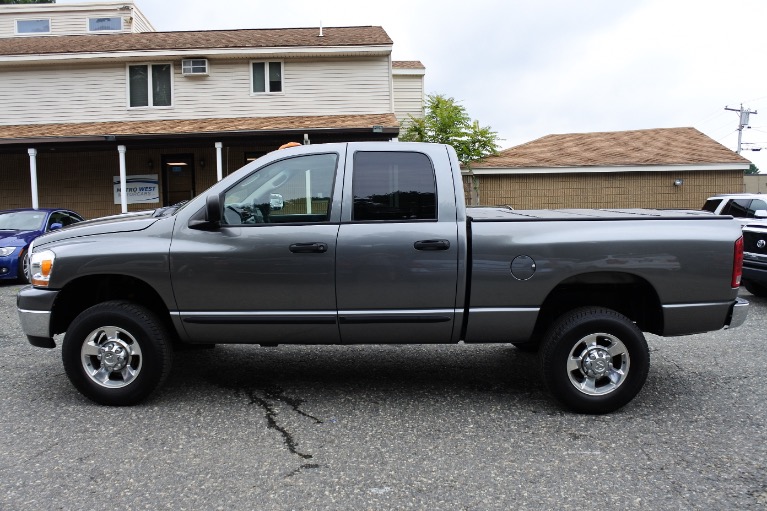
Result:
[215, 142, 223, 181]
[117, 145, 128, 213]
[27, 148, 39, 209]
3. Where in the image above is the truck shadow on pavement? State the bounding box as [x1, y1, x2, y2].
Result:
[165, 343, 550, 408]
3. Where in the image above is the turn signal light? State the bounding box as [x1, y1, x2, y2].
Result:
[30, 250, 56, 287]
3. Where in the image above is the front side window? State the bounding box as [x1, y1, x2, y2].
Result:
[251, 61, 283, 93]
[352, 152, 437, 221]
[722, 199, 752, 218]
[128, 64, 172, 108]
[223, 153, 337, 225]
[16, 19, 50, 34]
[89, 17, 122, 31]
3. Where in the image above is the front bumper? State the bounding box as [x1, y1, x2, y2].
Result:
[743, 258, 767, 287]
[16, 286, 59, 348]
[0, 251, 21, 280]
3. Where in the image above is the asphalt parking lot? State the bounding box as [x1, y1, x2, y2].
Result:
[1, 281, 765, 510]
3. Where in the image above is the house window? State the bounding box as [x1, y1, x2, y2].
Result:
[16, 19, 50, 34]
[128, 64, 173, 108]
[251, 61, 283, 93]
[89, 17, 122, 32]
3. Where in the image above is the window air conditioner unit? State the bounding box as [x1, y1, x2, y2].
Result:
[182, 59, 208, 76]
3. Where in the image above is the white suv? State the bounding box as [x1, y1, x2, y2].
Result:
[702, 194, 767, 226]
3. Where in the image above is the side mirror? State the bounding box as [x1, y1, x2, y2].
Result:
[754, 210, 767, 219]
[49, 222, 63, 231]
[190, 193, 223, 231]
[205, 193, 223, 223]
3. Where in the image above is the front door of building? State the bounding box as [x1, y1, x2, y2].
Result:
[162, 154, 195, 206]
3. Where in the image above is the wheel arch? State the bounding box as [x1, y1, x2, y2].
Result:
[51, 275, 173, 337]
[534, 271, 664, 340]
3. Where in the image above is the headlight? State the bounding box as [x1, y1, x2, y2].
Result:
[0, 247, 16, 257]
[30, 250, 56, 287]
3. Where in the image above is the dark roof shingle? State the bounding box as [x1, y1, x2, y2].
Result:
[475, 127, 750, 168]
[0, 113, 399, 140]
[392, 60, 425, 69]
[0, 26, 392, 56]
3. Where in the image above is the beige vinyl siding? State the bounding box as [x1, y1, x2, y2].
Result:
[0, 63, 127, 124]
[0, 10, 130, 37]
[130, 10, 154, 33]
[393, 74, 424, 125]
[0, 57, 392, 126]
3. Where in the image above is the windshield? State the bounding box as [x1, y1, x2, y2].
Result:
[0, 211, 46, 231]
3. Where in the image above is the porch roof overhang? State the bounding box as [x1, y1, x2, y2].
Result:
[0, 113, 400, 152]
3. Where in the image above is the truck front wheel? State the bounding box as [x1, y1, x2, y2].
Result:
[62, 301, 173, 406]
[540, 307, 649, 414]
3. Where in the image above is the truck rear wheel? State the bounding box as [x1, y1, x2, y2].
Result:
[62, 301, 173, 406]
[539, 307, 649, 414]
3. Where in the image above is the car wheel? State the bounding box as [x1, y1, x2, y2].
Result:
[62, 301, 173, 406]
[743, 280, 767, 297]
[17, 248, 30, 284]
[539, 307, 649, 414]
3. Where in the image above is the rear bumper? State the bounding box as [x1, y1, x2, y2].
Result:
[727, 297, 749, 329]
[16, 286, 59, 348]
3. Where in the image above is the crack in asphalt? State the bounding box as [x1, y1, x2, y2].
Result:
[244, 384, 323, 461]
[285, 463, 321, 478]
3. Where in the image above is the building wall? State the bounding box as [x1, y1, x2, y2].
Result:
[744, 174, 767, 194]
[0, 57, 392, 126]
[0, 3, 152, 38]
[392, 74, 424, 126]
[463, 170, 745, 210]
[0, 143, 338, 219]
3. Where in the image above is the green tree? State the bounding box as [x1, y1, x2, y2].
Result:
[0, 0, 54, 3]
[400, 94, 499, 168]
[746, 163, 760, 175]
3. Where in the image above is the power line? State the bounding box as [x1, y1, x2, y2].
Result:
[725, 104, 758, 153]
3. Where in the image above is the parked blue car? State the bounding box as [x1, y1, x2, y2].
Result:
[0, 208, 84, 283]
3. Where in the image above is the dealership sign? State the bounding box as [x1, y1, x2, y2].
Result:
[113, 174, 159, 204]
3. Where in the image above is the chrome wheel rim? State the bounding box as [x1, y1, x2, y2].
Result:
[80, 326, 143, 388]
[566, 333, 629, 396]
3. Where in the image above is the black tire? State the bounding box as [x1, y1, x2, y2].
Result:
[62, 301, 173, 406]
[539, 307, 649, 414]
[512, 342, 539, 353]
[17, 248, 30, 284]
[743, 280, 767, 297]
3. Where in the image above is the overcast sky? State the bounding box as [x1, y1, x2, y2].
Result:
[59, 0, 767, 170]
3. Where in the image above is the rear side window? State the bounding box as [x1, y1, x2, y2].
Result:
[352, 151, 437, 221]
[702, 199, 722, 213]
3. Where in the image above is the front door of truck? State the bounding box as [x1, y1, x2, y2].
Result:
[336, 147, 460, 344]
[169, 151, 343, 345]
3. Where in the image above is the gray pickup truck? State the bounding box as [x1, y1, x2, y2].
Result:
[17, 142, 748, 413]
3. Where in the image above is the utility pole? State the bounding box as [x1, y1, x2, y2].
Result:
[725, 104, 758, 153]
